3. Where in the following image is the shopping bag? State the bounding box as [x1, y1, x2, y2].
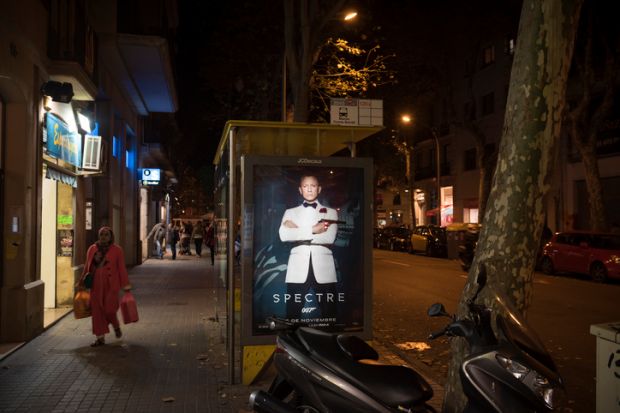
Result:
[121, 291, 139, 324]
[73, 290, 91, 319]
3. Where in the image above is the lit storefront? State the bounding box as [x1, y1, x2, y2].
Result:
[40, 97, 97, 315]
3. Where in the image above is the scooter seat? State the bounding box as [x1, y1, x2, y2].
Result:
[296, 327, 433, 409]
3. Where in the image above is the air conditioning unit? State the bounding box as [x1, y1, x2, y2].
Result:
[82, 134, 102, 170]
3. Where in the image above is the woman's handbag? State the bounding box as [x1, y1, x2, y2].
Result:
[73, 289, 91, 319]
[82, 272, 94, 289]
[121, 292, 139, 324]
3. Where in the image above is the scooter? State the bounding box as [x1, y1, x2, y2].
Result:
[249, 267, 564, 413]
[427, 266, 564, 412]
[249, 320, 435, 413]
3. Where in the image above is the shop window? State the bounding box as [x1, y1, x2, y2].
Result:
[464, 208, 479, 223]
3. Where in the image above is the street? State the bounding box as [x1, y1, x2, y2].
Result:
[371, 248, 620, 413]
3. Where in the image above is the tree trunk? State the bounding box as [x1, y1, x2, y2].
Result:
[580, 140, 607, 231]
[283, 0, 346, 123]
[442, 1, 583, 411]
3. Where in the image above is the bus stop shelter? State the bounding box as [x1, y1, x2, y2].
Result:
[212, 120, 383, 384]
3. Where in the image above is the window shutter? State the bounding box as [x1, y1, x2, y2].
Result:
[82, 134, 102, 170]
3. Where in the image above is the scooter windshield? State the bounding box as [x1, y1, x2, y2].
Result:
[490, 288, 557, 372]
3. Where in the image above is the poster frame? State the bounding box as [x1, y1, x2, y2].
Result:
[240, 155, 374, 345]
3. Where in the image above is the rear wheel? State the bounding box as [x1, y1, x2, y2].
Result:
[590, 262, 608, 283]
[541, 257, 555, 275]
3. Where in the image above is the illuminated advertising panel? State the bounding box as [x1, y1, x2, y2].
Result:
[240, 155, 373, 344]
[141, 168, 161, 185]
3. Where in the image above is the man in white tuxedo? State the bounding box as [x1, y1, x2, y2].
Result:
[279, 175, 339, 321]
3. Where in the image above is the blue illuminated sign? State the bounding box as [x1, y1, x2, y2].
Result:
[46, 113, 82, 167]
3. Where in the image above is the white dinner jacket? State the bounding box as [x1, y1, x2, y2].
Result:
[279, 201, 338, 284]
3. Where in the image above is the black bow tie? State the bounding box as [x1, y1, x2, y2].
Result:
[303, 202, 317, 208]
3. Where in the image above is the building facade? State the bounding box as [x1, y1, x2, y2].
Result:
[0, 0, 177, 344]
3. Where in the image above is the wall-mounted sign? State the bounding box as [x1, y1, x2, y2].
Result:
[45, 113, 82, 167]
[140, 168, 161, 185]
[330, 98, 383, 127]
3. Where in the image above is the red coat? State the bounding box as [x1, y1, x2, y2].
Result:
[83, 243, 130, 336]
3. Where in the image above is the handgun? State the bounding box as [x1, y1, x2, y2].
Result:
[318, 219, 346, 224]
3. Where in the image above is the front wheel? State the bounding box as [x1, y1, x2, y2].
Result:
[590, 262, 608, 283]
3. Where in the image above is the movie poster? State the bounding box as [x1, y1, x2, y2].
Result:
[247, 158, 370, 336]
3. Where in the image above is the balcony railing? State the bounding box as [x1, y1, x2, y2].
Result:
[47, 0, 97, 80]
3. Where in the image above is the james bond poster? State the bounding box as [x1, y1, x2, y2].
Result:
[243, 156, 372, 338]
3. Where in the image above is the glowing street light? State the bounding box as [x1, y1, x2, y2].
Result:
[344, 11, 358, 21]
[401, 113, 441, 225]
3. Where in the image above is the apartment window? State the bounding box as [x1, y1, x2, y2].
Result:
[482, 45, 495, 66]
[112, 136, 121, 158]
[393, 193, 401, 206]
[464, 148, 477, 171]
[505, 35, 516, 55]
[481, 92, 495, 116]
[463, 101, 475, 121]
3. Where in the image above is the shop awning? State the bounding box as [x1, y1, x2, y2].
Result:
[45, 165, 77, 188]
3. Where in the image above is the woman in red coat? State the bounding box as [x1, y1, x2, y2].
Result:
[81, 226, 131, 346]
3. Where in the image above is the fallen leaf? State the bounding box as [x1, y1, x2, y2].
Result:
[395, 342, 431, 351]
[161, 396, 175, 403]
[196, 354, 209, 361]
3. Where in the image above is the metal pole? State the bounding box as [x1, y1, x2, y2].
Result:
[434, 131, 441, 226]
[227, 128, 235, 384]
[282, 56, 287, 122]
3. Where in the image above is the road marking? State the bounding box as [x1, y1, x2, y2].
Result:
[383, 260, 411, 267]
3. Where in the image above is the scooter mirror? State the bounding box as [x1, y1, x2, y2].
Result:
[427, 303, 449, 317]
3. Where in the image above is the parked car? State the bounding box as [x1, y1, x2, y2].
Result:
[375, 226, 412, 252]
[410, 225, 448, 257]
[541, 231, 620, 282]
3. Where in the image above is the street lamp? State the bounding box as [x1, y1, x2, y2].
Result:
[399, 115, 415, 227]
[402, 114, 441, 225]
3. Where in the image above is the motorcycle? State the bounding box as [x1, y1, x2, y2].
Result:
[249, 266, 564, 413]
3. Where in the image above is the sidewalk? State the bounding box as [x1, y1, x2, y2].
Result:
[0, 253, 443, 412]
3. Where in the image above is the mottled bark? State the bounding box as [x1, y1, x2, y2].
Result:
[442, 0, 583, 411]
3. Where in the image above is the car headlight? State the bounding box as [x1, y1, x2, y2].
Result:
[610, 255, 620, 264]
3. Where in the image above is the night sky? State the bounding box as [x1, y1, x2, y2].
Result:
[172, 1, 524, 172]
